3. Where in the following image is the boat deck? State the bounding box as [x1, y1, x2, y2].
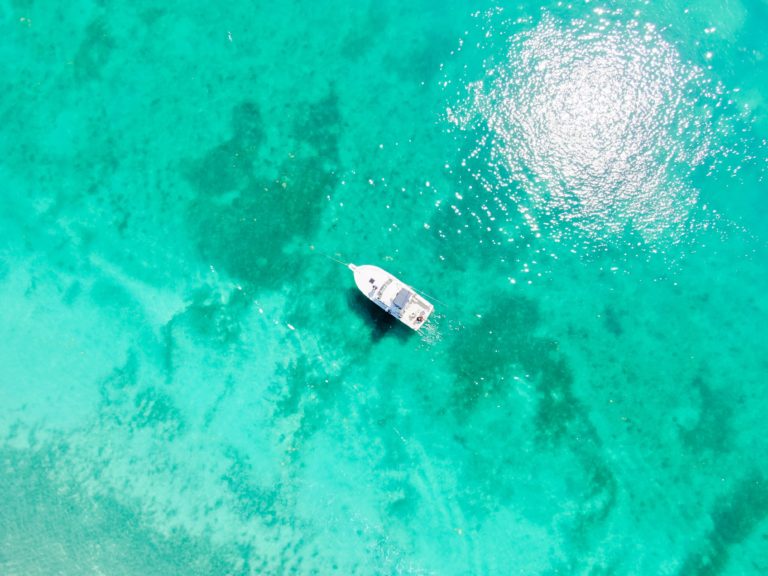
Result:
[350, 263, 434, 330]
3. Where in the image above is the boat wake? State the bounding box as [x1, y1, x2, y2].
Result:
[417, 312, 445, 345]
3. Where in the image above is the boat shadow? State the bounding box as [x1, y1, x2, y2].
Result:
[346, 289, 412, 343]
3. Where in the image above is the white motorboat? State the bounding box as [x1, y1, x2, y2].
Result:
[348, 263, 434, 330]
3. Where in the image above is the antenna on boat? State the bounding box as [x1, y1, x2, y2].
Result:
[310, 246, 355, 270]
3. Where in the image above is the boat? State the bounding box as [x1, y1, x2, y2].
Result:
[348, 263, 434, 330]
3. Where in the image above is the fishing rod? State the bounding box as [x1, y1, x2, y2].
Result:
[413, 286, 446, 308]
[312, 248, 354, 270]
[323, 253, 351, 268]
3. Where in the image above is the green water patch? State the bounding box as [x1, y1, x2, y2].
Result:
[0, 445, 239, 576]
[428, 165, 537, 270]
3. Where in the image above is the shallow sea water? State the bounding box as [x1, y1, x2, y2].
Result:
[1, 1, 768, 574]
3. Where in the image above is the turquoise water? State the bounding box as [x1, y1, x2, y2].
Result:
[2, 0, 767, 573]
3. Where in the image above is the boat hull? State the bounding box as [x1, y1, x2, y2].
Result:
[349, 264, 434, 330]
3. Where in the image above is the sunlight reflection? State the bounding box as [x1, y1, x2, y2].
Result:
[453, 14, 713, 247]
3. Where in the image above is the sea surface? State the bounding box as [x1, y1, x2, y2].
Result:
[1, 1, 767, 574]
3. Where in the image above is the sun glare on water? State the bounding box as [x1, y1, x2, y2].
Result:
[449, 13, 717, 250]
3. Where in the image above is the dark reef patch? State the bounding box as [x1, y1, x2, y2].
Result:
[187, 172, 319, 287]
[340, 4, 388, 61]
[602, 306, 623, 336]
[221, 447, 280, 526]
[679, 472, 768, 575]
[385, 25, 458, 85]
[89, 277, 138, 316]
[677, 372, 733, 455]
[186, 101, 264, 195]
[295, 89, 343, 167]
[73, 18, 115, 81]
[274, 353, 340, 453]
[132, 387, 185, 439]
[184, 92, 341, 290]
[0, 257, 9, 282]
[534, 352, 578, 446]
[445, 291, 580, 448]
[170, 283, 251, 347]
[445, 291, 597, 447]
[62, 279, 82, 305]
[97, 352, 184, 439]
[443, 289, 619, 556]
[231, 101, 265, 151]
[98, 352, 140, 425]
[447, 294, 539, 414]
[569, 458, 619, 548]
[187, 139, 250, 196]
